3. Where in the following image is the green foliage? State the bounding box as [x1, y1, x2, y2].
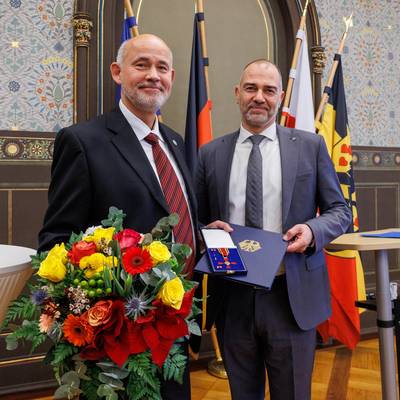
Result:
[2, 296, 37, 329]
[50, 342, 78, 365]
[80, 364, 102, 400]
[30, 252, 47, 269]
[126, 352, 161, 400]
[162, 345, 187, 384]
[171, 244, 192, 274]
[67, 232, 83, 250]
[81, 379, 101, 400]
[54, 371, 81, 399]
[151, 214, 176, 241]
[6, 320, 46, 352]
[101, 206, 126, 232]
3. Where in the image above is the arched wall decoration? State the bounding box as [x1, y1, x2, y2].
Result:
[72, 0, 325, 135]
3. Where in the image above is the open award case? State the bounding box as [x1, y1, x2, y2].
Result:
[200, 228, 247, 275]
[195, 224, 288, 290]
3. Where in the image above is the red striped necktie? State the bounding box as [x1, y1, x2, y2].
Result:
[144, 133, 195, 275]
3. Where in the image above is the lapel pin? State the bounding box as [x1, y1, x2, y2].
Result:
[172, 139, 178, 146]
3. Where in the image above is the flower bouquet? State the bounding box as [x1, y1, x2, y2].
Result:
[2, 207, 201, 400]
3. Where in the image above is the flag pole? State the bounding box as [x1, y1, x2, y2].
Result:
[280, 0, 310, 126]
[314, 14, 353, 124]
[195, 0, 211, 100]
[124, 0, 139, 37]
[194, 0, 224, 379]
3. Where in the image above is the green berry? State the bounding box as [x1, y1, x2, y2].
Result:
[73, 278, 80, 286]
[88, 279, 97, 287]
[93, 272, 102, 280]
[105, 288, 112, 295]
[80, 280, 88, 288]
[96, 279, 104, 287]
[96, 288, 103, 296]
[88, 290, 96, 298]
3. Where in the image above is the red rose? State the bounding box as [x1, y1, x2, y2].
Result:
[68, 241, 96, 265]
[80, 300, 135, 367]
[115, 228, 142, 251]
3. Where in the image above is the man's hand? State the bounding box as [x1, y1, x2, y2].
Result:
[206, 220, 233, 232]
[283, 224, 314, 253]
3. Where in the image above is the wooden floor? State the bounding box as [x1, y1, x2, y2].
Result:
[6, 338, 396, 400]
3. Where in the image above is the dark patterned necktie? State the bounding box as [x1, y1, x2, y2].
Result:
[144, 133, 195, 275]
[245, 135, 265, 229]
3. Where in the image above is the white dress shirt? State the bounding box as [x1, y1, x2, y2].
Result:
[119, 100, 195, 245]
[228, 123, 283, 234]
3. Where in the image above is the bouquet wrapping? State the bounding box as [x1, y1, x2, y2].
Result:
[2, 207, 201, 400]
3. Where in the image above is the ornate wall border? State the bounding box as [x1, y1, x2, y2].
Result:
[0, 132, 54, 164]
[353, 146, 400, 170]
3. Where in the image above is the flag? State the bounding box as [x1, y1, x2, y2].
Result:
[184, 13, 212, 174]
[316, 54, 366, 349]
[281, 29, 315, 133]
[115, 15, 137, 102]
[184, 13, 213, 354]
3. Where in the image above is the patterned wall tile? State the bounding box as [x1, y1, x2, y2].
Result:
[314, 0, 400, 147]
[0, 0, 73, 133]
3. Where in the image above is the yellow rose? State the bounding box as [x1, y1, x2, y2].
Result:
[147, 241, 171, 264]
[79, 253, 117, 278]
[157, 277, 185, 310]
[84, 227, 115, 250]
[37, 243, 67, 282]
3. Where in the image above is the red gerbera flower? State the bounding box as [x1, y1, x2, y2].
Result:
[63, 314, 94, 347]
[122, 247, 153, 275]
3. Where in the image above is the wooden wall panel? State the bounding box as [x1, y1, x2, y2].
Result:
[0, 191, 8, 244]
[11, 190, 48, 249]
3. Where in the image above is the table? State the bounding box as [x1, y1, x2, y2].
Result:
[327, 229, 400, 400]
[0, 244, 36, 326]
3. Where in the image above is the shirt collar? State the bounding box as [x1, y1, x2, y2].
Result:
[238, 122, 277, 144]
[119, 100, 162, 142]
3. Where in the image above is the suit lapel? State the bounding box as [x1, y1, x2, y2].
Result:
[215, 131, 239, 221]
[106, 109, 169, 213]
[277, 126, 300, 228]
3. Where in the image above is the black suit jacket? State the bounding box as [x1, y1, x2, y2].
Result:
[39, 108, 198, 251]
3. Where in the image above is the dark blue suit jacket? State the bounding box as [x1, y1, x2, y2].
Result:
[39, 108, 198, 252]
[195, 125, 351, 330]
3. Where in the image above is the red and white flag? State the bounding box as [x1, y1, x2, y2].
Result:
[282, 30, 315, 133]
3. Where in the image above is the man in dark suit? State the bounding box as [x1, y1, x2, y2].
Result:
[39, 33, 225, 400]
[196, 59, 351, 400]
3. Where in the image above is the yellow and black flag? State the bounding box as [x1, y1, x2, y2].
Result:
[316, 54, 366, 349]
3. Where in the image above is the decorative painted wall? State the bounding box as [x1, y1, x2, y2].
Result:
[314, 0, 400, 147]
[0, 0, 399, 148]
[0, 0, 74, 133]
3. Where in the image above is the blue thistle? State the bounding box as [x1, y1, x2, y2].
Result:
[125, 289, 154, 320]
[31, 288, 48, 305]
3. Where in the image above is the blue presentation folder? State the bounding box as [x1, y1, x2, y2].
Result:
[361, 231, 400, 238]
[195, 224, 288, 290]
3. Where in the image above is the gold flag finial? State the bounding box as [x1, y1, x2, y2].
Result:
[343, 14, 353, 33]
[302, 0, 310, 17]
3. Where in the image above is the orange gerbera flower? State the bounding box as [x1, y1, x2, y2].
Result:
[63, 314, 94, 346]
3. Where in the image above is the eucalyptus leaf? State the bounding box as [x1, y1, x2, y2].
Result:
[168, 213, 179, 226]
[61, 370, 80, 387]
[98, 372, 124, 389]
[188, 320, 201, 336]
[141, 233, 153, 246]
[140, 272, 159, 287]
[54, 385, 70, 399]
[96, 361, 116, 369]
[5, 335, 18, 351]
[102, 369, 130, 380]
